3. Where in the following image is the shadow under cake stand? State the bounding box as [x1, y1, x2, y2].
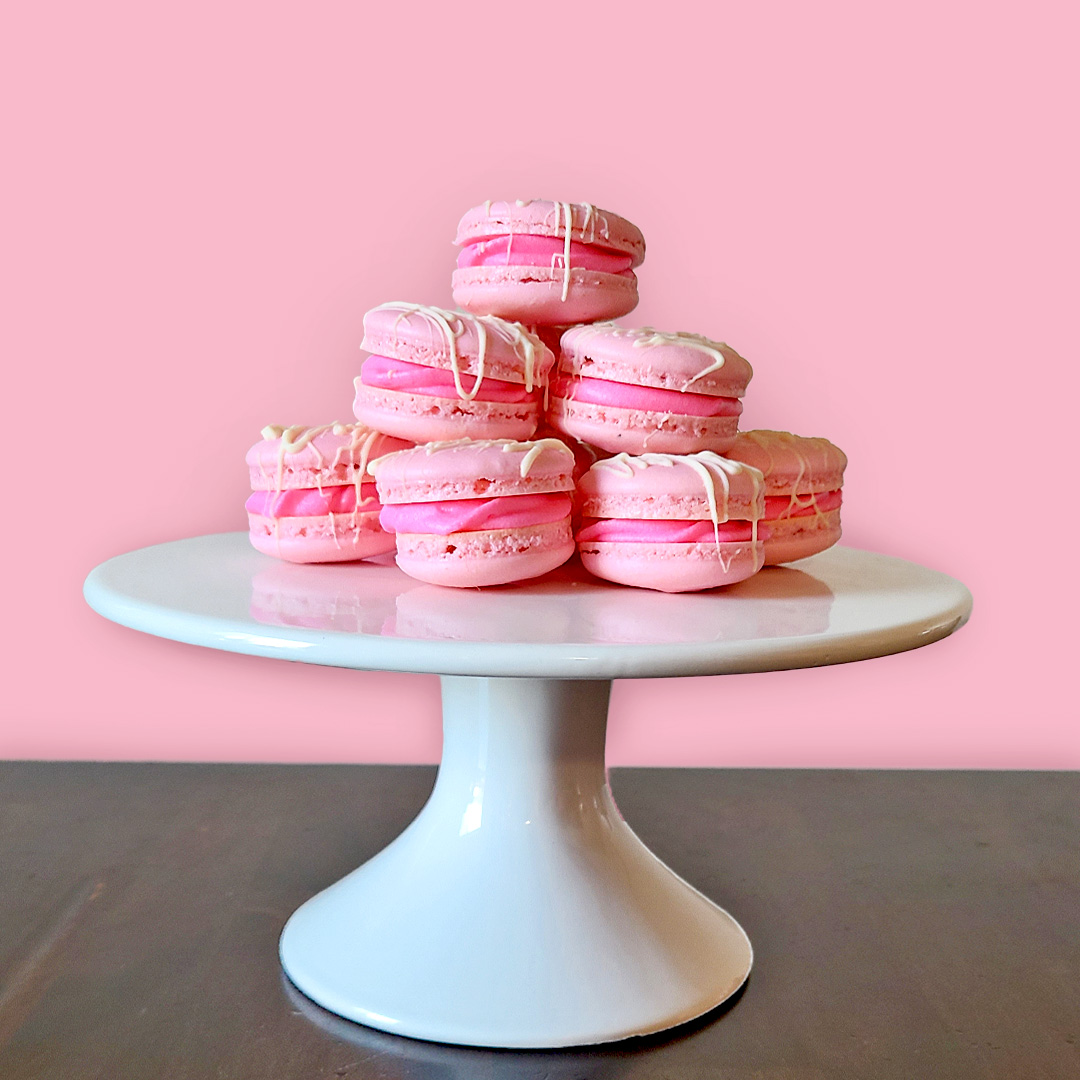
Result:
[84, 534, 971, 1049]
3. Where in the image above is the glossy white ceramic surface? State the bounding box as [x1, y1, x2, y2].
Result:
[280, 677, 752, 1047]
[83, 533, 972, 678]
[83, 533, 972, 1048]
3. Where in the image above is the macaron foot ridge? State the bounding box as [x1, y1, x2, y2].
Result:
[394, 520, 575, 587]
[549, 397, 740, 455]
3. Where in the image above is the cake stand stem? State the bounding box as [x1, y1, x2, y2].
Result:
[280, 674, 752, 1049]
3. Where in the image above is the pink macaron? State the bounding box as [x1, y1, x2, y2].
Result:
[725, 430, 847, 564]
[370, 438, 577, 588]
[246, 423, 412, 563]
[453, 200, 645, 325]
[354, 302, 555, 443]
[547, 323, 753, 456]
[575, 451, 767, 592]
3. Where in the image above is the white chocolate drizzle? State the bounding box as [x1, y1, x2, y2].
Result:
[554, 201, 573, 301]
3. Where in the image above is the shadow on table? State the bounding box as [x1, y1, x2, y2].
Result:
[282, 972, 747, 1078]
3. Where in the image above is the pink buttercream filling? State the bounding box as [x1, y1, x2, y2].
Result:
[576, 518, 766, 543]
[360, 354, 538, 404]
[554, 375, 743, 418]
[380, 492, 572, 536]
[457, 235, 636, 277]
[246, 484, 377, 518]
[764, 489, 843, 520]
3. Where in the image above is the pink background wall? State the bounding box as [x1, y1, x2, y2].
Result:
[3, 2, 1076, 767]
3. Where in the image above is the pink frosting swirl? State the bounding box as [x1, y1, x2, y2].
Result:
[553, 375, 742, 418]
[360, 354, 539, 404]
[246, 484, 377, 518]
[380, 492, 572, 536]
[456, 234, 636, 276]
[576, 518, 765, 543]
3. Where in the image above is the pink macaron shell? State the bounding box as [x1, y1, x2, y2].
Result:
[452, 264, 639, 325]
[760, 509, 843, 565]
[578, 540, 764, 593]
[352, 379, 542, 444]
[725, 429, 847, 495]
[371, 438, 575, 505]
[559, 324, 753, 400]
[360, 303, 554, 389]
[394, 519, 575, 588]
[455, 200, 645, 265]
[247, 509, 395, 564]
[246, 424, 412, 491]
[547, 395, 741, 456]
[578, 451, 765, 523]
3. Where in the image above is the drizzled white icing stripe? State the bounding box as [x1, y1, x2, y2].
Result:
[556, 201, 573, 301]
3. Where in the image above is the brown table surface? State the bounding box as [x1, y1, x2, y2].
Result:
[0, 763, 1076, 1079]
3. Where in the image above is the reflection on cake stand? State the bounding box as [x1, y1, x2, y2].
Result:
[84, 534, 971, 1049]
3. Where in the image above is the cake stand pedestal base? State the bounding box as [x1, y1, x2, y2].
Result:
[279, 675, 752, 1049]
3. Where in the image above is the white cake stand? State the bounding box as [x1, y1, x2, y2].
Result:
[84, 534, 971, 1049]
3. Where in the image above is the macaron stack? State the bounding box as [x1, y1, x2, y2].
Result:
[246, 197, 847, 591]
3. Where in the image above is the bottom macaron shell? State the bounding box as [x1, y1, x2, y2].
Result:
[452, 265, 638, 325]
[578, 540, 764, 593]
[762, 509, 842, 565]
[354, 384, 540, 443]
[394, 519, 575, 588]
[248, 511, 395, 564]
[549, 396, 739, 455]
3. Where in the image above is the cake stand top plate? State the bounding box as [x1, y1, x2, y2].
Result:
[84, 533, 971, 679]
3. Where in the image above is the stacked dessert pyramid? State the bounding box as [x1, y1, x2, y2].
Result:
[246, 199, 847, 592]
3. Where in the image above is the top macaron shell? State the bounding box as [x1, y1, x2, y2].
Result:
[246, 423, 412, 490]
[559, 324, 753, 399]
[548, 324, 753, 456]
[724, 430, 847, 495]
[453, 199, 645, 325]
[370, 438, 576, 504]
